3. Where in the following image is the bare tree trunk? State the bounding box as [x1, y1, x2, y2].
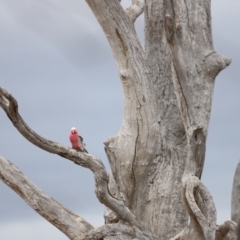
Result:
[87, 0, 230, 239]
[0, 0, 234, 239]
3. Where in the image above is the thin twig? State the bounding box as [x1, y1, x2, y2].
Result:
[125, 0, 145, 23]
[0, 156, 94, 239]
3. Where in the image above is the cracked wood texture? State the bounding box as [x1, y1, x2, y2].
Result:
[232, 160, 240, 225]
[0, 156, 94, 239]
[87, 0, 230, 239]
[0, 0, 233, 239]
[0, 86, 157, 239]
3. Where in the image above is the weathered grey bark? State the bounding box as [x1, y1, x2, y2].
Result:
[170, 176, 216, 240]
[0, 0, 234, 239]
[215, 221, 237, 240]
[126, 0, 145, 22]
[77, 223, 157, 240]
[232, 160, 240, 239]
[232, 160, 240, 223]
[0, 156, 93, 239]
[171, 221, 238, 240]
[0, 86, 156, 239]
[87, 0, 230, 239]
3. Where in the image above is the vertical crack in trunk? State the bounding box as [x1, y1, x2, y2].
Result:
[171, 63, 191, 132]
[115, 28, 129, 67]
[87, 0, 231, 239]
[132, 117, 139, 194]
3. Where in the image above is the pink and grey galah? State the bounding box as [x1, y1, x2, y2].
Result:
[69, 127, 88, 153]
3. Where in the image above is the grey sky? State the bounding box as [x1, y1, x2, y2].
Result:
[0, 0, 239, 239]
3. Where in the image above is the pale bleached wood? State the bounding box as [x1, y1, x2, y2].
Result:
[104, 172, 119, 224]
[0, 0, 233, 239]
[86, 0, 231, 239]
[0, 86, 154, 236]
[232, 160, 240, 224]
[215, 221, 237, 240]
[77, 224, 135, 240]
[76, 223, 157, 240]
[0, 156, 93, 239]
[125, 0, 145, 22]
[231, 160, 240, 240]
[166, 0, 231, 182]
[170, 176, 217, 240]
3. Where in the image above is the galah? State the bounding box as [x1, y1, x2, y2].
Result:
[69, 127, 88, 153]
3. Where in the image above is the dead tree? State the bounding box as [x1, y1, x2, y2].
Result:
[0, 0, 237, 239]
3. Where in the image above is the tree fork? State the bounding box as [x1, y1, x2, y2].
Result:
[0, 0, 235, 239]
[87, 0, 232, 239]
[0, 86, 156, 239]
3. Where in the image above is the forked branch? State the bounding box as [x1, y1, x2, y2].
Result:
[85, 0, 154, 107]
[167, 0, 231, 180]
[0, 86, 154, 236]
[170, 176, 217, 240]
[125, 0, 145, 23]
[0, 156, 93, 239]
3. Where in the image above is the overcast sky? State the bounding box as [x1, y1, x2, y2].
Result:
[0, 0, 239, 239]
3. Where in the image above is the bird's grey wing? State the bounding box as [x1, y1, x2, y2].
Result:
[78, 135, 88, 153]
[78, 135, 83, 142]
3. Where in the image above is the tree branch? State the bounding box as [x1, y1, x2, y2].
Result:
[104, 172, 119, 224]
[0, 86, 153, 235]
[232, 159, 240, 224]
[167, 0, 231, 132]
[0, 155, 93, 239]
[76, 223, 157, 240]
[86, 0, 159, 216]
[184, 176, 216, 240]
[215, 221, 237, 240]
[170, 176, 216, 240]
[76, 223, 135, 240]
[125, 0, 145, 23]
[85, 0, 156, 110]
[165, 0, 231, 181]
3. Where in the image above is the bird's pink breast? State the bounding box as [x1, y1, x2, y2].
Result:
[69, 133, 78, 142]
[69, 134, 81, 150]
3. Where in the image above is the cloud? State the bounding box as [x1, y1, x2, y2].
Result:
[1, 218, 73, 240]
[0, 0, 239, 239]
